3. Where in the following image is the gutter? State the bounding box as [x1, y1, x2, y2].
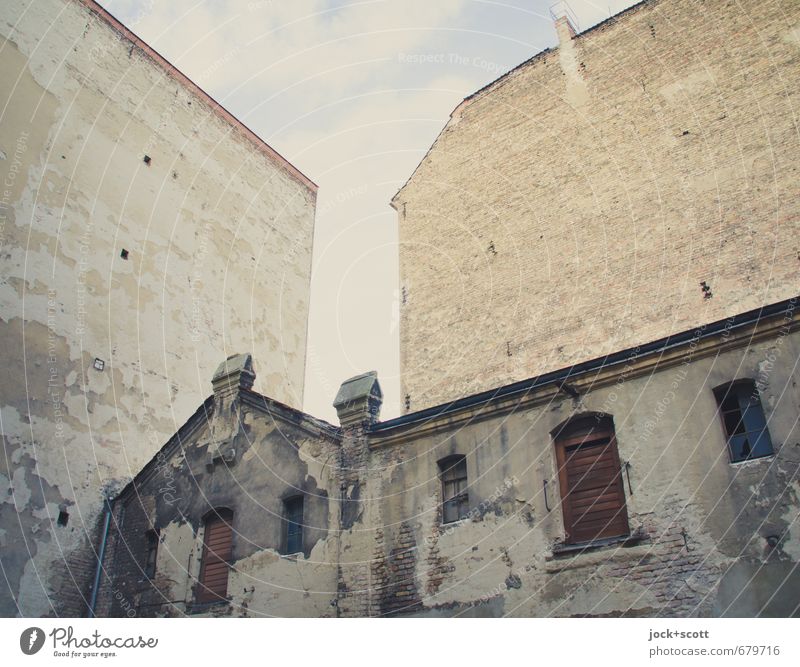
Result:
[87, 497, 113, 618]
[372, 296, 798, 433]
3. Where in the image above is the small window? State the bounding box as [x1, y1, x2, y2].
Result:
[283, 496, 304, 555]
[144, 530, 159, 579]
[714, 380, 774, 463]
[197, 509, 233, 603]
[439, 456, 469, 524]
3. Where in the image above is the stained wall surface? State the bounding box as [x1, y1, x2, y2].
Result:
[102, 305, 800, 618]
[0, 0, 316, 616]
[341, 306, 800, 617]
[393, 0, 800, 412]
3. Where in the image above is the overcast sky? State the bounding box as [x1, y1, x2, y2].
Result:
[97, 0, 639, 422]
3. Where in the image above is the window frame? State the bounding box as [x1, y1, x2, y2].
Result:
[713, 379, 774, 463]
[438, 455, 469, 525]
[282, 495, 304, 555]
[196, 508, 234, 604]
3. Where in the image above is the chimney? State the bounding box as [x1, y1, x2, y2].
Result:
[333, 371, 383, 428]
[551, 1, 578, 46]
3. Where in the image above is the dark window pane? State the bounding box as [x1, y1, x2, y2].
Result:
[283, 497, 304, 553]
[144, 531, 158, 578]
[443, 499, 460, 524]
[727, 433, 751, 462]
[740, 399, 768, 439]
[715, 381, 773, 463]
[722, 408, 746, 436]
[439, 456, 468, 524]
[748, 428, 773, 459]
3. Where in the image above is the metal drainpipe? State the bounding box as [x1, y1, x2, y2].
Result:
[88, 497, 113, 618]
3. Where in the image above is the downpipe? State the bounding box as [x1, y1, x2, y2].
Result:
[87, 497, 113, 617]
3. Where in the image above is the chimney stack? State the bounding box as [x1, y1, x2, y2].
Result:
[550, 1, 579, 46]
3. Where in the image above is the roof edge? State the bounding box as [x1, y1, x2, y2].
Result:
[390, 0, 661, 207]
[371, 295, 800, 433]
[74, 0, 317, 193]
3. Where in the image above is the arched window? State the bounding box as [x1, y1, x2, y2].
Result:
[197, 508, 233, 603]
[553, 415, 629, 545]
[713, 379, 774, 463]
[438, 455, 469, 524]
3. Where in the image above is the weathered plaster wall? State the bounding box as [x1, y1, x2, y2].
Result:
[97, 375, 341, 618]
[0, 0, 316, 616]
[393, 0, 800, 412]
[100, 310, 799, 617]
[344, 313, 800, 616]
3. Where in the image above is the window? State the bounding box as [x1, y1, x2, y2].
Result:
[553, 415, 629, 545]
[197, 508, 233, 603]
[282, 496, 304, 555]
[144, 530, 159, 579]
[714, 380, 774, 463]
[439, 456, 469, 524]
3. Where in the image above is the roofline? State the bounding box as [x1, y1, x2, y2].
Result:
[371, 295, 800, 433]
[74, 0, 318, 194]
[114, 389, 340, 502]
[389, 0, 659, 207]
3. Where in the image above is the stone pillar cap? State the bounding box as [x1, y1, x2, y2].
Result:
[334, 371, 382, 427]
[212, 353, 255, 393]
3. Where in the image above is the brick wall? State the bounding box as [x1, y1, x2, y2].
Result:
[394, 0, 800, 411]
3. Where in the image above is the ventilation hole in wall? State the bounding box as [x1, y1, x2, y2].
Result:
[700, 281, 713, 299]
[506, 341, 512, 357]
[93, 358, 105, 372]
[120, 248, 129, 260]
[143, 155, 151, 165]
[401, 286, 407, 305]
[404, 394, 411, 410]
[488, 241, 497, 255]
[682, 130, 690, 136]
[57, 510, 69, 527]
[650, 25, 656, 38]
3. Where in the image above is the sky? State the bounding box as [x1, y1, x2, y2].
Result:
[97, 0, 639, 422]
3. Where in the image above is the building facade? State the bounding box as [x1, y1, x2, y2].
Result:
[96, 299, 800, 617]
[0, 0, 316, 616]
[4, 0, 799, 619]
[392, 0, 800, 413]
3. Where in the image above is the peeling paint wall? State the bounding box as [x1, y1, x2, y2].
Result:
[0, 0, 316, 616]
[339, 314, 800, 617]
[96, 373, 341, 618]
[393, 0, 800, 412]
[110, 312, 800, 617]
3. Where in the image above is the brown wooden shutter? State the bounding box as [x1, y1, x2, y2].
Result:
[555, 423, 628, 544]
[197, 510, 233, 602]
